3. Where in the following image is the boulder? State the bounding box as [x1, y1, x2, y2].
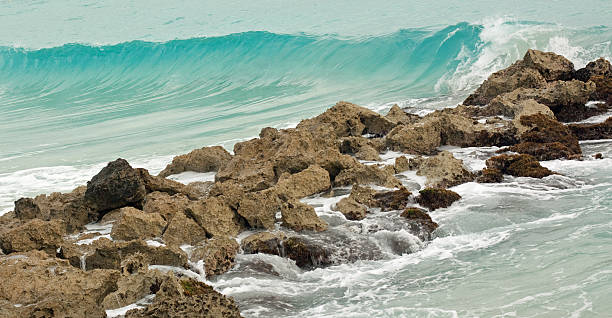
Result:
[189, 196, 243, 237]
[215, 157, 277, 193]
[334, 163, 402, 188]
[190, 236, 239, 277]
[416, 188, 461, 211]
[240, 232, 286, 255]
[338, 136, 383, 161]
[574, 57, 612, 82]
[81, 238, 188, 270]
[137, 168, 203, 200]
[142, 191, 191, 222]
[485, 154, 555, 178]
[348, 184, 378, 207]
[333, 197, 367, 220]
[85, 158, 147, 212]
[410, 151, 475, 188]
[486, 93, 555, 130]
[281, 200, 328, 232]
[385, 121, 442, 154]
[0, 251, 120, 318]
[282, 236, 331, 269]
[521, 49, 574, 81]
[236, 189, 280, 230]
[297, 101, 395, 138]
[476, 168, 504, 183]
[125, 277, 242, 318]
[385, 104, 420, 125]
[110, 207, 167, 241]
[589, 75, 612, 102]
[425, 111, 518, 147]
[13, 186, 96, 233]
[162, 210, 208, 246]
[568, 117, 612, 140]
[394, 156, 410, 173]
[373, 187, 413, 211]
[274, 165, 331, 199]
[400, 207, 439, 241]
[0, 219, 65, 255]
[158, 146, 232, 177]
[314, 149, 362, 182]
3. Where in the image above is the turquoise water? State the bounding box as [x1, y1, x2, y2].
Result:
[1, 1, 612, 317]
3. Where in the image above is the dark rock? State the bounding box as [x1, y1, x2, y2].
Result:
[400, 207, 439, 241]
[85, 159, 147, 213]
[568, 117, 612, 140]
[477, 168, 504, 183]
[416, 188, 461, 211]
[486, 154, 555, 178]
[81, 238, 188, 270]
[373, 187, 412, 211]
[282, 236, 331, 269]
[574, 57, 612, 82]
[240, 232, 286, 255]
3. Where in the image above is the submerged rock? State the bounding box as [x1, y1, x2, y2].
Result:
[416, 188, 461, 211]
[486, 154, 555, 179]
[400, 207, 439, 241]
[281, 236, 331, 269]
[333, 197, 367, 220]
[158, 145, 232, 177]
[477, 168, 504, 183]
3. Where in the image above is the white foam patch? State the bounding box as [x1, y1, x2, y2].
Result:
[166, 171, 216, 184]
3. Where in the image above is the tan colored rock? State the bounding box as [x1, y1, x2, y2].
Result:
[190, 236, 239, 278]
[215, 157, 277, 192]
[162, 211, 208, 246]
[110, 207, 167, 241]
[0, 219, 65, 255]
[385, 120, 442, 154]
[275, 165, 331, 199]
[241, 232, 286, 255]
[137, 168, 203, 200]
[281, 200, 328, 232]
[394, 156, 410, 173]
[314, 149, 362, 181]
[190, 196, 243, 237]
[416, 188, 462, 211]
[411, 151, 475, 188]
[82, 238, 188, 270]
[237, 188, 280, 230]
[333, 197, 367, 220]
[424, 111, 518, 147]
[158, 146, 232, 177]
[338, 136, 383, 161]
[334, 163, 402, 188]
[349, 184, 378, 207]
[385, 104, 420, 125]
[142, 191, 191, 222]
[0, 251, 120, 318]
[521, 49, 574, 81]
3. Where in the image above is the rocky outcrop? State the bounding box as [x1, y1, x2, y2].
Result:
[385, 104, 420, 125]
[333, 163, 402, 188]
[110, 207, 167, 241]
[0, 251, 120, 318]
[236, 189, 280, 230]
[486, 154, 555, 179]
[0, 219, 65, 255]
[274, 165, 331, 198]
[162, 210, 208, 246]
[521, 49, 574, 81]
[280, 200, 328, 232]
[125, 276, 242, 318]
[394, 156, 410, 173]
[143, 191, 190, 222]
[338, 136, 382, 161]
[416, 188, 461, 211]
[282, 236, 331, 269]
[190, 236, 239, 277]
[400, 207, 439, 240]
[85, 158, 147, 212]
[409, 151, 475, 188]
[575, 57, 611, 82]
[568, 117, 612, 140]
[477, 168, 504, 183]
[240, 232, 286, 255]
[385, 120, 441, 154]
[190, 196, 243, 237]
[159, 145, 232, 177]
[333, 197, 367, 220]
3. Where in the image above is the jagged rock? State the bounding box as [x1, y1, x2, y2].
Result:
[274, 165, 331, 199]
[416, 188, 461, 211]
[297, 101, 395, 138]
[237, 188, 280, 230]
[505, 113, 581, 160]
[394, 156, 410, 173]
[486, 154, 555, 178]
[334, 163, 402, 188]
[190, 236, 239, 278]
[400, 207, 439, 240]
[589, 75, 612, 101]
[158, 146, 232, 177]
[410, 151, 475, 188]
[333, 197, 367, 220]
[110, 207, 167, 241]
[521, 49, 574, 81]
[215, 157, 277, 193]
[0, 219, 65, 255]
[240, 232, 286, 255]
[348, 184, 378, 207]
[185, 181, 214, 198]
[143, 191, 191, 222]
[125, 277, 242, 318]
[189, 196, 243, 237]
[373, 187, 412, 211]
[281, 200, 328, 232]
[0, 251, 120, 318]
[568, 117, 612, 140]
[85, 158, 147, 212]
[82, 238, 187, 270]
[13, 186, 96, 233]
[385, 120, 442, 154]
[282, 236, 331, 269]
[477, 168, 504, 183]
[425, 111, 518, 147]
[162, 210, 208, 246]
[575, 57, 612, 82]
[137, 168, 202, 200]
[385, 104, 420, 125]
[315, 149, 362, 182]
[338, 136, 383, 161]
[486, 93, 555, 126]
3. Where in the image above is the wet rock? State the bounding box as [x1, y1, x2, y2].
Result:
[394, 155, 410, 173]
[385, 120, 442, 154]
[85, 158, 147, 213]
[416, 188, 461, 211]
[190, 236, 239, 278]
[476, 168, 504, 183]
[486, 94, 555, 131]
[240, 232, 286, 255]
[505, 113, 581, 160]
[410, 151, 475, 188]
[162, 210, 208, 246]
[281, 200, 328, 232]
[385, 104, 420, 125]
[237, 188, 280, 230]
[0, 251, 120, 318]
[189, 196, 243, 237]
[334, 163, 402, 188]
[593, 153, 604, 159]
[282, 236, 331, 269]
[574, 57, 612, 82]
[83, 238, 188, 270]
[529, 80, 597, 122]
[13, 186, 96, 233]
[297, 101, 395, 138]
[373, 187, 413, 211]
[486, 154, 555, 178]
[333, 197, 367, 220]
[400, 207, 439, 241]
[274, 165, 331, 199]
[425, 111, 518, 147]
[158, 146, 232, 177]
[568, 117, 612, 140]
[110, 207, 167, 241]
[125, 277, 243, 318]
[348, 184, 378, 207]
[0, 219, 65, 255]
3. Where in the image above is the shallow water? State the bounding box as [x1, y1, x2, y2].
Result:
[1, 1, 612, 317]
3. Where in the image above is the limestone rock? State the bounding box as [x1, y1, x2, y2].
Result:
[338, 136, 383, 161]
[281, 200, 328, 232]
[334, 163, 402, 188]
[348, 184, 378, 207]
[0, 219, 65, 255]
[274, 165, 331, 199]
[143, 191, 191, 222]
[110, 207, 167, 241]
[521, 49, 574, 81]
[486, 154, 555, 179]
[575, 57, 612, 82]
[236, 189, 281, 230]
[385, 104, 420, 125]
[82, 238, 188, 270]
[162, 211, 208, 246]
[282, 236, 331, 269]
[394, 156, 410, 173]
[85, 158, 147, 212]
[240, 232, 286, 255]
[476, 168, 504, 183]
[333, 197, 367, 220]
[373, 187, 413, 211]
[190, 236, 239, 278]
[416, 188, 461, 211]
[385, 121, 441, 154]
[158, 146, 232, 177]
[411, 151, 475, 188]
[189, 196, 243, 237]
